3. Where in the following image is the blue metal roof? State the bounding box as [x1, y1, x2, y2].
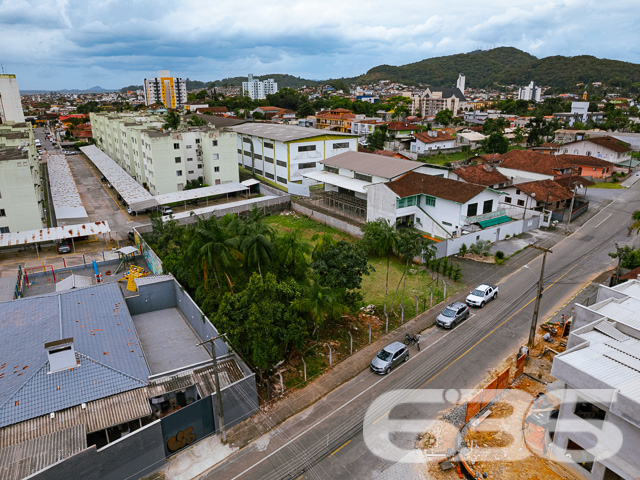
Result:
[0, 283, 150, 427]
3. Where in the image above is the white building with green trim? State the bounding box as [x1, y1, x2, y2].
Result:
[231, 123, 359, 194]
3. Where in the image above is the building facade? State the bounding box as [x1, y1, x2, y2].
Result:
[143, 70, 188, 109]
[0, 74, 25, 124]
[242, 74, 278, 100]
[518, 81, 542, 102]
[91, 112, 238, 195]
[0, 122, 44, 232]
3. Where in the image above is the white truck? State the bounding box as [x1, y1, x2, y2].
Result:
[466, 284, 498, 308]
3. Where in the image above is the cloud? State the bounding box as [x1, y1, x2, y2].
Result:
[2, 0, 640, 89]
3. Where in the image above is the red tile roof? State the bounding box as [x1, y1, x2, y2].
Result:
[385, 172, 486, 204]
[556, 154, 612, 168]
[453, 164, 510, 186]
[583, 135, 631, 153]
[499, 150, 573, 176]
[554, 174, 594, 189]
[514, 179, 573, 203]
[620, 266, 640, 281]
[386, 121, 418, 131]
[196, 106, 228, 114]
[413, 131, 455, 144]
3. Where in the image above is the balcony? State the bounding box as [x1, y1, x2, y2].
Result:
[462, 209, 508, 225]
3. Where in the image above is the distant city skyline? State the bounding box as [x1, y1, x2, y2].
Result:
[1, 0, 639, 90]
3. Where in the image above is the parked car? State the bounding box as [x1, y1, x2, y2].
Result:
[159, 205, 173, 215]
[436, 302, 470, 329]
[57, 240, 72, 254]
[466, 284, 498, 308]
[370, 341, 409, 375]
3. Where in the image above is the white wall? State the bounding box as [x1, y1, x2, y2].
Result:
[0, 74, 25, 123]
[496, 166, 552, 182]
[559, 140, 632, 163]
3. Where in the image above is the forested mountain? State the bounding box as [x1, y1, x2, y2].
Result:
[210, 74, 322, 88]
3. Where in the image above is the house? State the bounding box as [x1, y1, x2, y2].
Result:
[231, 123, 359, 193]
[556, 154, 613, 178]
[451, 164, 511, 189]
[457, 130, 487, 148]
[496, 150, 575, 183]
[351, 118, 387, 139]
[411, 130, 456, 153]
[0, 276, 257, 480]
[195, 106, 229, 116]
[367, 172, 506, 239]
[302, 151, 423, 201]
[549, 280, 640, 480]
[501, 178, 573, 214]
[559, 135, 633, 163]
[386, 121, 422, 137]
[315, 108, 356, 133]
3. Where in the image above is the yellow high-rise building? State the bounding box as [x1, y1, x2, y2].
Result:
[143, 70, 187, 109]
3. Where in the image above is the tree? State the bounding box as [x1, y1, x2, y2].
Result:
[195, 89, 208, 100]
[229, 214, 276, 278]
[162, 111, 181, 130]
[77, 101, 100, 114]
[434, 109, 453, 127]
[276, 230, 311, 280]
[483, 132, 509, 154]
[187, 115, 207, 126]
[362, 219, 399, 314]
[367, 125, 389, 150]
[629, 210, 640, 235]
[266, 87, 307, 111]
[512, 126, 526, 144]
[294, 281, 347, 335]
[390, 231, 435, 313]
[297, 102, 315, 117]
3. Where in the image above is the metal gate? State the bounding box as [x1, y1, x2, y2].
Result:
[160, 395, 215, 457]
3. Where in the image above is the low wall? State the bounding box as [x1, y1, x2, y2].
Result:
[291, 202, 364, 238]
[432, 219, 528, 258]
[214, 374, 259, 432]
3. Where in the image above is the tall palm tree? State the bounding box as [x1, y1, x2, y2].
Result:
[187, 215, 236, 290]
[362, 219, 398, 314]
[230, 219, 276, 278]
[163, 111, 181, 130]
[278, 230, 311, 272]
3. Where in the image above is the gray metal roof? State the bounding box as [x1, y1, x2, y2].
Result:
[320, 151, 423, 179]
[167, 196, 277, 221]
[80, 145, 154, 206]
[154, 182, 248, 205]
[47, 154, 88, 221]
[0, 222, 111, 247]
[0, 283, 150, 428]
[232, 123, 357, 142]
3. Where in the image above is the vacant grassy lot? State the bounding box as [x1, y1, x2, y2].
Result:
[588, 182, 624, 189]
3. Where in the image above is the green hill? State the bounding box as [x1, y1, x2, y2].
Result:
[210, 74, 322, 88]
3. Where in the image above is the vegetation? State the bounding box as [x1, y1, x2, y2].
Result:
[609, 245, 640, 270]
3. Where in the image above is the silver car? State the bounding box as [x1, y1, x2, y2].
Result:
[370, 341, 409, 375]
[436, 302, 470, 329]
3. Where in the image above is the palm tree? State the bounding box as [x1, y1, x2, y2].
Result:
[278, 230, 311, 273]
[229, 216, 276, 278]
[187, 215, 236, 290]
[362, 219, 399, 314]
[294, 281, 347, 335]
[311, 232, 337, 258]
[163, 111, 181, 130]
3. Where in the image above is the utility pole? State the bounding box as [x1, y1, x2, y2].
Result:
[527, 244, 553, 348]
[565, 187, 577, 234]
[197, 335, 226, 442]
[613, 243, 623, 287]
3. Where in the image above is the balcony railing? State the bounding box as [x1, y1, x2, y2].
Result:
[462, 209, 507, 224]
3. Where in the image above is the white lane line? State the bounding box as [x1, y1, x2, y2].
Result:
[591, 213, 612, 228]
[228, 328, 456, 480]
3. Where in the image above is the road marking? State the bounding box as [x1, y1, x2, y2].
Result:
[227, 328, 455, 480]
[372, 410, 390, 425]
[329, 440, 351, 457]
[593, 213, 612, 228]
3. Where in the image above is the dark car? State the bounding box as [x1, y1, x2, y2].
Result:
[127, 231, 135, 242]
[436, 302, 470, 329]
[370, 341, 409, 375]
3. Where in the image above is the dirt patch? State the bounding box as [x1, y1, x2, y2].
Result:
[460, 253, 495, 264]
[466, 430, 514, 448]
[488, 401, 514, 419]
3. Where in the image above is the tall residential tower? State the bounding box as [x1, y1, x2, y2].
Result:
[143, 70, 188, 109]
[0, 74, 25, 124]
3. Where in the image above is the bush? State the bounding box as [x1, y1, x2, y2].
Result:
[495, 251, 505, 260]
[452, 265, 462, 281]
[469, 240, 491, 257]
[458, 243, 468, 257]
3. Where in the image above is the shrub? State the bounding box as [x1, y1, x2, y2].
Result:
[458, 243, 468, 257]
[495, 251, 505, 260]
[452, 265, 462, 281]
[469, 240, 491, 257]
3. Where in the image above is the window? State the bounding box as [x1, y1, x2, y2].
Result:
[186, 145, 192, 149]
[574, 397, 606, 428]
[333, 142, 349, 149]
[265, 156, 274, 164]
[483, 199, 493, 214]
[197, 164, 203, 169]
[298, 145, 316, 152]
[354, 172, 373, 182]
[566, 439, 594, 472]
[215, 179, 221, 185]
[0, 226, 9, 234]
[299, 162, 316, 169]
[276, 176, 288, 184]
[188, 170, 194, 174]
[176, 170, 183, 176]
[0, 209, 5, 217]
[265, 172, 274, 179]
[244, 151, 251, 157]
[423, 195, 436, 207]
[466, 203, 478, 217]
[195, 139, 200, 144]
[254, 168, 263, 175]
[213, 153, 219, 160]
[325, 166, 339, 174]
[214, 166, 220, 172]
[396, 198, 406, 208]
[515, 189, 521, 195]
[276, 160, 287, 167]
[505, 197, 512, 204]
[264, 142, 274, 149]
[177, 183, 183, 190]
[212, 140, 218, 146]
[175, 157, 181, 163]
[243, 137, 251, 144]
[517, 199, 525, 206]
[253, 154, 261, 160]
[187, 157, 193, 162]
[406, 196, 417, 207]
[237, 148, 242, 154]
[173, 143, 180, 149]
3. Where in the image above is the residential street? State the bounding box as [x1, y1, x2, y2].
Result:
[200, 181, 640, 480]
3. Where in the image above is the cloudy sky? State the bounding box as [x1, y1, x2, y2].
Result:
[1, 0, 639, 90]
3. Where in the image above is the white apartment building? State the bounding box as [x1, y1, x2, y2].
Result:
[0, 74, 26, 124]
[518, 81, 542, 102]
[0, 123, 44, 232]
[231, 123, 359, 193]
[143, 70, 188, 109]
[410, 87, 464, 117]
[242, 74, 278, 100]
[91, 112, 239, 195]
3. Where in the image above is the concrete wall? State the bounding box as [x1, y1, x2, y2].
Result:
[125, 279, 177, 314]
[213, 374, 259, 432]
[292, 202, 363, 237]
[30, 421, 166, 480]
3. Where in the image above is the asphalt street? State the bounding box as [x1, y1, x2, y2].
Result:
[202, 180, 640, 480]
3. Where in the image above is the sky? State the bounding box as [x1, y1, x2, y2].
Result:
[1, 0, 639, 91]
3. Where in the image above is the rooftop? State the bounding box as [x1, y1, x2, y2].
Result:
[0, 148, 27, 162]
[499, 149, 573, 176]
[47, 154, 88, 221]
[232, 123, 357, 142]
[385, 171, 487, 204]
[579, 135, 632, 153]
[453, 164, 510, 186]
[413, 130, 456, 143]
[512, 179, 574, 203]
[557, 153, 613, 168]
[320, 151, 422, 179]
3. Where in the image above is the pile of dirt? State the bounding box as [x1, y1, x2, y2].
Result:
[465, 430, 514, 448]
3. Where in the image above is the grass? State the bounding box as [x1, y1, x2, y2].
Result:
[588, 183, 624, 189]
[266, 212, 354, 244]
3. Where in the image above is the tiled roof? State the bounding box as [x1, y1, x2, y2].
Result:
[413, 131, 455, 144]
[583, 135, 632, 153]
[385, 172, 486, 204]
[453, 164, 510, 186]
[554, 174, 594, 189]
[195, 106, 229, 114]
[557, 154, 612, 168]
[513, 179, 573, 203]
[499, 150, 573, 176]
[386, 121, 417, 131]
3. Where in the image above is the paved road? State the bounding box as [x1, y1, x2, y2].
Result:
[202, 181, 640, 480]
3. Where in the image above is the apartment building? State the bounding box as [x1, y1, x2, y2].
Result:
[231, 123, 359, 193]
[91, 112, 238, 195]
[518, 81, 542, 102]
[410, 88, 465, 117]
[0, 74, 26, 123]
[242, 74, 278, 100]
[143, 70, 188, 109]
[0, 122, 44, 232]
[315, 108, 357, 133]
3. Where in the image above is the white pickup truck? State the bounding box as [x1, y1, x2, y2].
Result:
[466, 284, 498, 308]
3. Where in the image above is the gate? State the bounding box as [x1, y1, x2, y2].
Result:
[160, 395, 215, 457]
